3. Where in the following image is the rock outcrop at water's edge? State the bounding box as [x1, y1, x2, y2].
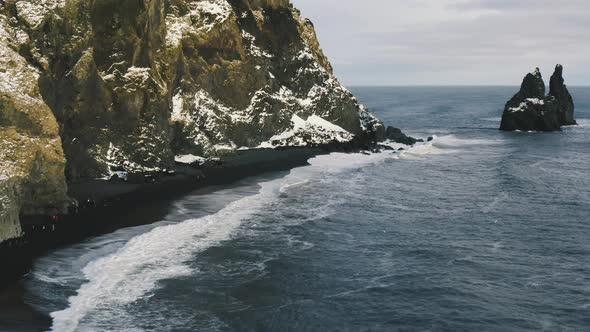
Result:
[0, 0, 385, 243]
[384, 126, 421, 145]
[500, 66, 576, 132]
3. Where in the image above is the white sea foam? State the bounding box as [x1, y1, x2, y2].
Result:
[395, 135, 505, 160]
[50, 179, 282, 332]
[433, 135, 504, 148]
[47, 134, 488, 330]
[49, 146, 417, 331]
[572, 118, 590, 128]
[278, 179, 310, 194]
[481, 117, 502, 122]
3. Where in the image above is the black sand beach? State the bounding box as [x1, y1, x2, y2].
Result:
[0, 146, 349, 330]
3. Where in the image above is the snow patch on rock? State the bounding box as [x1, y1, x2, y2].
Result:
[175, 154, 206, 165]
[241, 30, 273, 58]
[105, 142, 165, 175]
[509, 98, 545, 113]
[258, 114, 353, 148]
[166, 0, 233, 47]
[192, 0, 233, 32]
[172, 92, 185, 122]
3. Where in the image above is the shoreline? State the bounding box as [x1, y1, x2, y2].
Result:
[0, 141, 386, 328]
[0, 146, 334, 330]
[0, 140, 385, 282]
[0, 146, 339, 287]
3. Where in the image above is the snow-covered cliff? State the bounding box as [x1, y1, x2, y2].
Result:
[0, 0, 384, 242]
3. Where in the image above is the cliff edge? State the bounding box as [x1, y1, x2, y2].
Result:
[0, 0, 384, 242]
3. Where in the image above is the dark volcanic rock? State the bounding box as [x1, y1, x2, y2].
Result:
[377, 144, 395, 151]
[549, 64, 577, 125]
[385, 126, 418, 145]
[500, 97, 561, 132]
[500, 68, 563, 132]
[505, 68, 546, 110]
[0, 0, 386, 242]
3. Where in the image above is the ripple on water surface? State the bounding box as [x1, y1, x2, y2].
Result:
[21, 87, 590, 331]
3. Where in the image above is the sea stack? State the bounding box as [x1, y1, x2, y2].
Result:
[500, 65, 576, 132]
[549, 65, 577, 125]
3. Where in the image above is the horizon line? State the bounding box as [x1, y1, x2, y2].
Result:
[345, 84, 590, 88]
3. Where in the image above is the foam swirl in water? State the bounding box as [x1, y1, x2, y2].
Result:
[50, 180, 278, 331]
[49, 148, 416, 332]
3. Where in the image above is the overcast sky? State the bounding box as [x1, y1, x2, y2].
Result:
[291, 0, 590, 86]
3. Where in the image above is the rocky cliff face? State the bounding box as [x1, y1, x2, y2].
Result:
[0, 0, 383, 242]
[0, 14, 69, 241]
[500, 66, 575, 132]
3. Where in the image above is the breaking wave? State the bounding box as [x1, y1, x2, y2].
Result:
[47, 147, 427, 332]
[41, 133, 497, 331]
[50, 181, 277, 332]
[395, 135, 504, 160]
[572, 118, 590, 128]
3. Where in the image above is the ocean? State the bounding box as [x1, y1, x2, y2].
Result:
[8, 86, 590, 331]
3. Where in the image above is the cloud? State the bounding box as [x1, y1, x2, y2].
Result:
[291, 0, 590, 85]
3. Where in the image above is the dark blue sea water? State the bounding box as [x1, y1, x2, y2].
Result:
[16, 87, 590, 331]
